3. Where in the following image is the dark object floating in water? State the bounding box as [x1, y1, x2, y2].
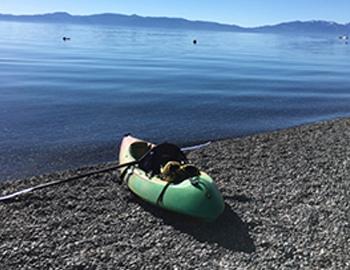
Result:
[338, 35, 349, 40]
[62, 37, 71, 41]
[193, 39, 197, 44]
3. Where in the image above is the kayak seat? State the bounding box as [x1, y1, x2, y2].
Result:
[138, 143, 188, 176]
[129, 142, 151, 160]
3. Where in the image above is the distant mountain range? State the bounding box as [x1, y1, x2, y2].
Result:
[0, 12, 349, 34]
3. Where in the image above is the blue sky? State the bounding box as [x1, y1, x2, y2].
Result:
[0, 0, 349, 27]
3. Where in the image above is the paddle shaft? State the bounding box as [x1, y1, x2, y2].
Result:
[0, 160, 138, 202]
[0, 141, 211, 203]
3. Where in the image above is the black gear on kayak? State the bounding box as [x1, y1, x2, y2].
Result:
[138, 143, 188, 176]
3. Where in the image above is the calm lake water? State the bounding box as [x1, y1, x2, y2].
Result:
[1, 21, 350, 180]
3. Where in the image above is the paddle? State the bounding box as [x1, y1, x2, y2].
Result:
[0, 141, 211, 203]
[0, 160, 138, 202]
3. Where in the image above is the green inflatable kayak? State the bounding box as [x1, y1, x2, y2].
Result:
[118, 135, 225, 221]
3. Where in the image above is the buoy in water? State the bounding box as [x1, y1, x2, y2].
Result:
[193, 39, 197, 44]
[339, 35, 349, 40]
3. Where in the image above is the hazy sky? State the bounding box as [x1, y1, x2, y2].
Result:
[1, 0, 349, 27]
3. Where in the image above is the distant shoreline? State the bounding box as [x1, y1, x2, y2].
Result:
[1, 12, 349, 34]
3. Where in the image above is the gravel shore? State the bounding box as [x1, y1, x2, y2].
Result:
[1, 118, 349, 269]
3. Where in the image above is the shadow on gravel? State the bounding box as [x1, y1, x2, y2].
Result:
[132, 197, 255, 253]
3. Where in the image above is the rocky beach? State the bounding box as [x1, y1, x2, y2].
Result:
[0, 118, 349, 269]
